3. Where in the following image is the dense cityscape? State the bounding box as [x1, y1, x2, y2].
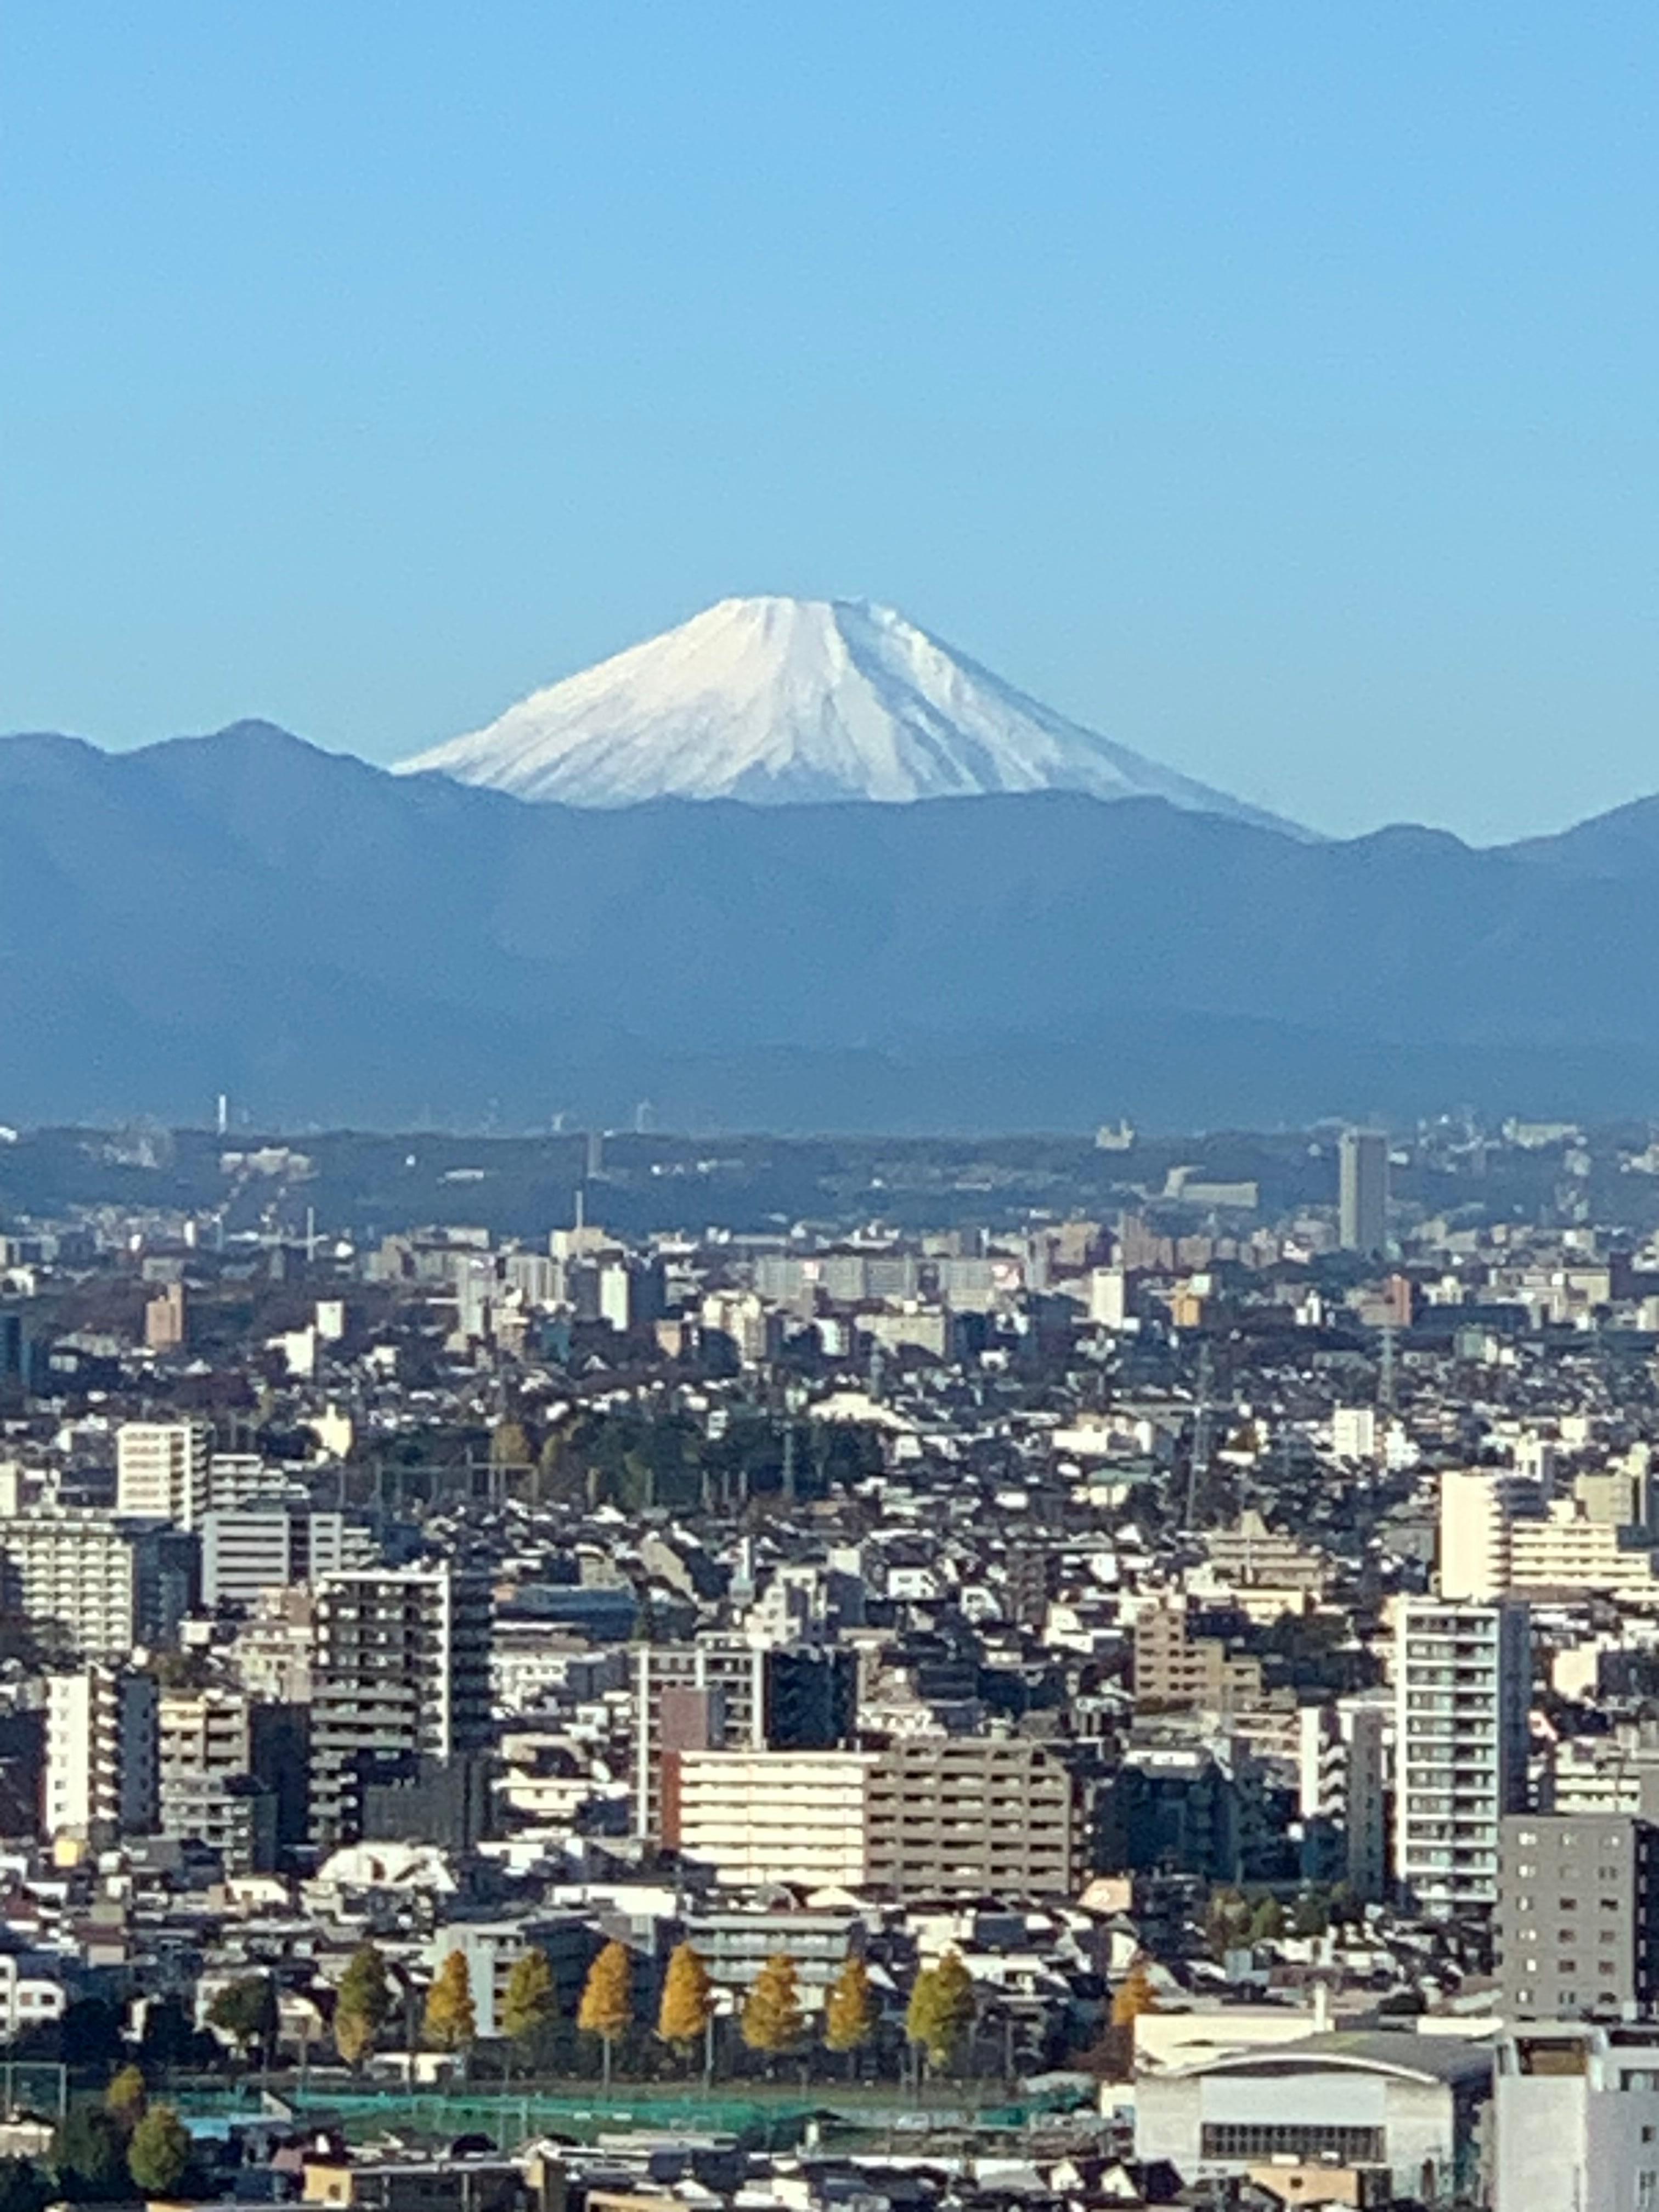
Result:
[0, 1114, 1650, 2207]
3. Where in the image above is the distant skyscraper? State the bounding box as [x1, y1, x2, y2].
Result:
[1339, 1127, 1389, 1253]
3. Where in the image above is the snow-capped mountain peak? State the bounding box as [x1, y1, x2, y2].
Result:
[396, 595, 1293, 826]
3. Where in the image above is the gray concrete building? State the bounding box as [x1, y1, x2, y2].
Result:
[309, 1564, 493, 1847]
[1338, 1127, 1388, 1254]
[1498, 1812, 1659, 2020]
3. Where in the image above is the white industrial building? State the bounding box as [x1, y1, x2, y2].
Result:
[1134, 2030, 1492, 2203]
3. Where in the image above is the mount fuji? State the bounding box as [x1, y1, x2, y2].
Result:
[396, 595, 1299, 830]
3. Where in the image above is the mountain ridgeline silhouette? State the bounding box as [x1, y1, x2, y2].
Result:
[4, 718, 1659, 1128]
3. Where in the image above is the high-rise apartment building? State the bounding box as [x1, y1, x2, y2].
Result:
[44, 1666, 158, 1842]
[1498, 1813, 1659, 2021]
[1338, 1128, 1388, 1255]
[309, 1565, 493, 1847]
[1438, 1469, 1542, 1600]
[116, 1421, 211, 1531]
[157, 1688, 298, 1872]
[1298, 1699, 1389, 1902]
[1395, 1598, 1531, 1914]
[0, 1509, 194, 1659]
[202, 1505, 368, 1608]
[634, 1639, 857, 1842]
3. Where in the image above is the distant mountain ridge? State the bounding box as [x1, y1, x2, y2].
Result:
[396, 595, 1304, 831]
[5, 719, 1659, 1129]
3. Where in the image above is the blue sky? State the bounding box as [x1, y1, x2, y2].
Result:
[3, 2, 1654, 842]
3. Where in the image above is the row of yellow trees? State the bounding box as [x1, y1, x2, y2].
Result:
[576, 1940, 896, 2089]
[333, 1938, 980, 2089]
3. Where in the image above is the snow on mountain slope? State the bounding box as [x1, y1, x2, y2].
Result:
[397, 596, 1299, 828]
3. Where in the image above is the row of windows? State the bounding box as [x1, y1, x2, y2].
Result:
[1200, 2124, 1384, 2163]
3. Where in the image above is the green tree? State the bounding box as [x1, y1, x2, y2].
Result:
[906, 1952, 974, 2078]
[1250, 1896, 1285, 1944]
[1205, 1887, 1250, 1959]
[208, 1973, 279, 2068]
[49, 2107, 128, 2202]
[741, 1955, 804, 2069]
[823, 1955, 878, 2075]
[424, 1951, 477, 2066]
[657, 1943, 714, 2075]
[127, 2106, 191, 2197]
[501, 1947, 559, 2075]
[1291, 1888, 1330, 1939]
[335, 1942, 392, 2069]
[104, 2066, 147, 2134]
[577, 1940, 634, 2089]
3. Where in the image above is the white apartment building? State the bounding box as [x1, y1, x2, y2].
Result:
[1331, 1406, 1378, 1463]
[44, 1666, 158, 1841]
[1496, 2025, 1659, 2212]
[1395, 1598, 1530, 1915]
[202, 1454, 301, 1513]
[1088, 1266, 1128, 1329]
[115, 1421, 210, 1530]
[1438, 1469, 1542, 1600]
[0, 1956, 65, 2040]
[1440, 1469, 1659, 1602]
[675, 1748, 879, 1887]
[0, 1511, 154, 1658]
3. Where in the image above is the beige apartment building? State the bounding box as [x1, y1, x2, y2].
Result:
[675, 1738, 1077, 1895]
[1440, 1468, 1659, 1603]
[1133, 1601, 1263, 1712]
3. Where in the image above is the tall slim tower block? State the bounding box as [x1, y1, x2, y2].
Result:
[1339, 1128, 1389, 1254]
[1395, 1597, 1530, 1915]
